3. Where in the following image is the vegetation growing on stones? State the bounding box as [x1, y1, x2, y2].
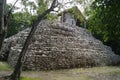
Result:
[58, 6, 86, 27]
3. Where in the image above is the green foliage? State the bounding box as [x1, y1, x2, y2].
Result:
[6, 0, 57, 37]
[7, 12, 34, 37]
[36, 0, 48, 15]
[20, 77, 41, 80]
[68, 6, 86, 24]
[0, 62, 12, 71]
[46, 13, 57, 20]
[36, 0, 57, 20]
[86, 0, 120, 54]
[115, 71, 120, 75]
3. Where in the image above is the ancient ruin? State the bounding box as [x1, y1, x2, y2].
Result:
[58, 6, 86, 27]
[1, 20, 120, 70]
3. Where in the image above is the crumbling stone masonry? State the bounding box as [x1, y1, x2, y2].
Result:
[1, 20, 120, 70]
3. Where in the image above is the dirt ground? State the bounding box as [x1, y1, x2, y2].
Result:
[0, 66, 120, 80]
[22, 66, 120, 80]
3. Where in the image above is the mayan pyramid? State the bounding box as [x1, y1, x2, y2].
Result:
[1, 20, 120, 70]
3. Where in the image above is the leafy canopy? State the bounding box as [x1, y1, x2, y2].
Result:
[86, 0, 120, 54]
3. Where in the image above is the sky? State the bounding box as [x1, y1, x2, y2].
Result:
[7, 0, 21, 6]
[7, 0, 84, 13]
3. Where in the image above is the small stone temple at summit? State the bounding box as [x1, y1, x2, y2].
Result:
[58, 6, 86, 27]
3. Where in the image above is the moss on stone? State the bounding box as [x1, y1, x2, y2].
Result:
[58, 6, 86, 24]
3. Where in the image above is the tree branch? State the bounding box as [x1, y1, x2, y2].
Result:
[0, 0, 6, 50]
[9, 0, 58, 80]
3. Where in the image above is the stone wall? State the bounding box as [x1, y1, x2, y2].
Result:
[2, 20, 120, 70]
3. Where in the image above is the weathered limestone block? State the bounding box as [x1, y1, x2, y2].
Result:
[0, 41, 11, 61]
[2, 20, 120, 70]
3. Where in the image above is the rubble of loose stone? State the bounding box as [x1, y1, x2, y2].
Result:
[1, 20, 120, 70]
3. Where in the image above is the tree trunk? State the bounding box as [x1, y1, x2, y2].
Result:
[0, 0, 6, 50]
[9, 0, 58, 80]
